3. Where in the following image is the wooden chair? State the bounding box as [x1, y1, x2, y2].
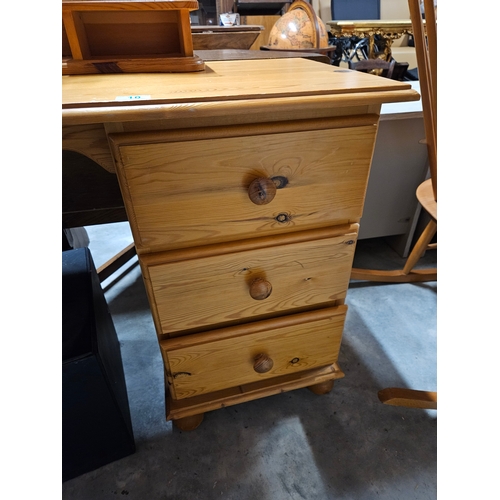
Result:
[372, 0, 437, 410]
[349, 57, 410, 81]
[350, 0, 437, 284]
[349, 58, 396, 79]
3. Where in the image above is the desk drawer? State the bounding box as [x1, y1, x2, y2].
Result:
[161, 306, 347, 400]
[111, 118, 376, 253]
[142, 226, 357, 336]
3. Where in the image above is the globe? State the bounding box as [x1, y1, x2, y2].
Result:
[266, 0, 329, 50]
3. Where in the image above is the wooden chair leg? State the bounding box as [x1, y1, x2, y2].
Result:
[97, 243, 136, 282]
[350, 219, 437, 283]
[378, 387, 437, 410]
[402, 219, 437, 275]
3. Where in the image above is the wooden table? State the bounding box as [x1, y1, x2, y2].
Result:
[195, 48, 331, 64]
[327, 20, 413, 61]
[191, 25, 265, 50]
[63, 59, 418, 430]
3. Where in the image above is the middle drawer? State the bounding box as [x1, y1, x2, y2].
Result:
[141, 225, 358, 336]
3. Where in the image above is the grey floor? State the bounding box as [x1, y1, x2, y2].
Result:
[62, 222, 437, 500]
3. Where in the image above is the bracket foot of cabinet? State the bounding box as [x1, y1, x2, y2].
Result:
[172, 413, 205, 432]
[165, 363, 345, 424]
[307, 379, 335, 395]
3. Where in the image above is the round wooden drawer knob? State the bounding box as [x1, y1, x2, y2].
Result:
[249, 278, 272, 300]
[248, 177, 277, 205]
[254, 353, 274, 373]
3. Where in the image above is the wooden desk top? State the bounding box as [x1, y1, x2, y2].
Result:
[381, 81, 422, 121]
[62, 58, 419, 125]
[191, 25, 264, 33]
[194, 49, 331, 64]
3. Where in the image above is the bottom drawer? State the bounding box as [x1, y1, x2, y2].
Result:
[161, 306, 347, 400]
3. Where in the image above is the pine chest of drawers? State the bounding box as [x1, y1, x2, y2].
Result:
[62, 58, 419, 430]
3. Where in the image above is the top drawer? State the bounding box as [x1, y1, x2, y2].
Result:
[110, 116, 378, 253]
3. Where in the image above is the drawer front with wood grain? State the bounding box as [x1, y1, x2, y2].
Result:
[161, 306, 347, 400]
[142, 226, 357, 336]
[110, 117, 377, 253]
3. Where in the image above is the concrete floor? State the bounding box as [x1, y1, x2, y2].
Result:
[62, 222, 437, 499]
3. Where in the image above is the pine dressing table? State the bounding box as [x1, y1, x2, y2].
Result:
[62, 58, 419, 430]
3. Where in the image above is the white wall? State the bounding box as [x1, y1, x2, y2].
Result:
[311, 0, 332, 23]
[380, 0, 410, 19]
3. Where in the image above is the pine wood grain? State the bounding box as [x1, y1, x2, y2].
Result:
[61, 55, 421, 426]
[111, 120, 376, 253]
[166, 362, 344, 420]
[62, 58, 419, 109]
[62, 123, 115, 172]
[162, 306, 347, 399]
[145, 229, 356, 334]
